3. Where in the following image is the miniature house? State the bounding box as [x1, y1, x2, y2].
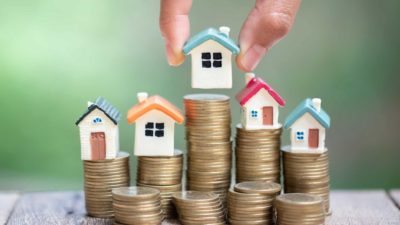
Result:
[75, 97, 121, 160]
[183, 26, 240, 89]
[235, 73, 286, 130]
[284, 98, 331, 153]
[127, 92, 184, 156]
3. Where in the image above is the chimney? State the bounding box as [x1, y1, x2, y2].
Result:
[137, 92, 148, 103]
[87, 101, 94, 107]
[245, 73, 255, 84]
[219, 26, 230, 37]
[312, 98, 322, 112]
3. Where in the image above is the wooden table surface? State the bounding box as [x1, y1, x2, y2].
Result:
[1, 190, 399, 225]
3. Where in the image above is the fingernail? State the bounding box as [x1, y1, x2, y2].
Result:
[240, 45, 267, 71]
[165, 43, 175, 66]
[165, 43, 185, 66]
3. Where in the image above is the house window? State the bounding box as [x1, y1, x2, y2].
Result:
[202, 52, 222, 68]
[145, 122, 165, 137]
[296, 131, 305, 141]
[92, 117, 102, 124]
[250, 110, 258, 118]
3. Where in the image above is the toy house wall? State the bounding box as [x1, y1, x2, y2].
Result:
[189, 40, 232, 89]
[134, 110, 175, 156]
[78, 109, 119, 160]
[242, 89, 280, 129]
[290, 113, 326, 151]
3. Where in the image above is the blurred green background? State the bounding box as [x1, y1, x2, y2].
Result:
[0, 0, 399, 191]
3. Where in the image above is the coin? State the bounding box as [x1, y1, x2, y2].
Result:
[227, 186, 278, 225]
[83, 151, 130, 218]
[274, 193, 326, 225]
[136, 150, 183, 219]
[172, 191, 225, 224]
[282, 148, 330, 212]
[234, 181, 281, 195]
[235, 124, 282, 183]
[112, 186, 163, 225]
[184, 94, 232, 203]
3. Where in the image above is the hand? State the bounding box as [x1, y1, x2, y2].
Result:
[159, 0, 301, 71]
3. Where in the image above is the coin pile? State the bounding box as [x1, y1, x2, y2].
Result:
[137, 150, 183, 218]
[228, 181, 281, 225]
[83, 151, 130, 218]
[235, 124, 282, 183]
[282, 148, 330, 212]
[112, 186, 163, 225]
[172, 191, 225, 225]
[274, 193, 326, 225]
[184, 94, 232, 202]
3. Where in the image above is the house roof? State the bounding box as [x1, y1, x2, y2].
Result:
[127, 95, 184, 124]
[235, 77, 286, 107]
[284, 98, 331, 129]
[75, 97, 121, 125]
[183, 28, 240, 55]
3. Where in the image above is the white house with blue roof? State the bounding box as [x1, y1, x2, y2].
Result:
[183, 26, 240, 89]
[284, 98, 330, 153]
[76, 97, 121, 160]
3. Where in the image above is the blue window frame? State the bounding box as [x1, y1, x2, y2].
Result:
[92, 117, 102, 124]
[250, 110, 258, 118]
[296, 131, 305, 140]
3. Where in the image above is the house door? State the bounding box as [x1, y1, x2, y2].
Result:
[262, 106, 273, 125]
[308, 129, 319, 148]
[90, 132, 106, 160]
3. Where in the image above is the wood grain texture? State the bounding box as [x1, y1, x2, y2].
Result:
[4, 190, 400, 225]
[389, 189, 400, 208]
[326, 190, 400, 225]
[0, 192, 19, 225]
[5, 191, 179, 225]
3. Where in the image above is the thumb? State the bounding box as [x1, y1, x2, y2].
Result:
[237, 0, 301, 72]
[160, 0, 193, 66]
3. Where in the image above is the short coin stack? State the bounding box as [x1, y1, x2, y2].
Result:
[172, 191, 225, 225]
[137, 150, 183, 219]
[282, 148, 330, 212]
[83, 152, 130, 218]
[112, 186, 163, 225]
[184, 94, 232, 202]
[228, 181, 281, 225]
[235, 125, 282, 183]
[275, 193, 326, 225]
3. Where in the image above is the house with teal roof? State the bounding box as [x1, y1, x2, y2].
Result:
[284, 98, 331, 153]
[183, 26, 240, 89]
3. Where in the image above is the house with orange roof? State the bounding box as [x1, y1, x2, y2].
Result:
[127, 92, 184, 156]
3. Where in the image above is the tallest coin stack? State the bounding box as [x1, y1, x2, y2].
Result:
[184, 94, 232, 202]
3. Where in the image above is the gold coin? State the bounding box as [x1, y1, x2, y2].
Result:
[234, 181, 281, 195]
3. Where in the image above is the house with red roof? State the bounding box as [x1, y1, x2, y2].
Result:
[127, 92, 184, 156]
[235, 73, 286, 130]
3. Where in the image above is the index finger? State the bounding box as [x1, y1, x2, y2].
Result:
[160, 0, 193, 66]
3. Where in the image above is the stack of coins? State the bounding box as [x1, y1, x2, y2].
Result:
[172, 191, 225, 225]
[184, 94, 232, 202]
[137, 150, 183, 219]
[228, 181, 281, 225]
[83, 151, 130, 218]
[235, 125, 282, 183]
[275, 193, 326, 225]
[282, 148, 330, 212]
[112, 186, 163, 225]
